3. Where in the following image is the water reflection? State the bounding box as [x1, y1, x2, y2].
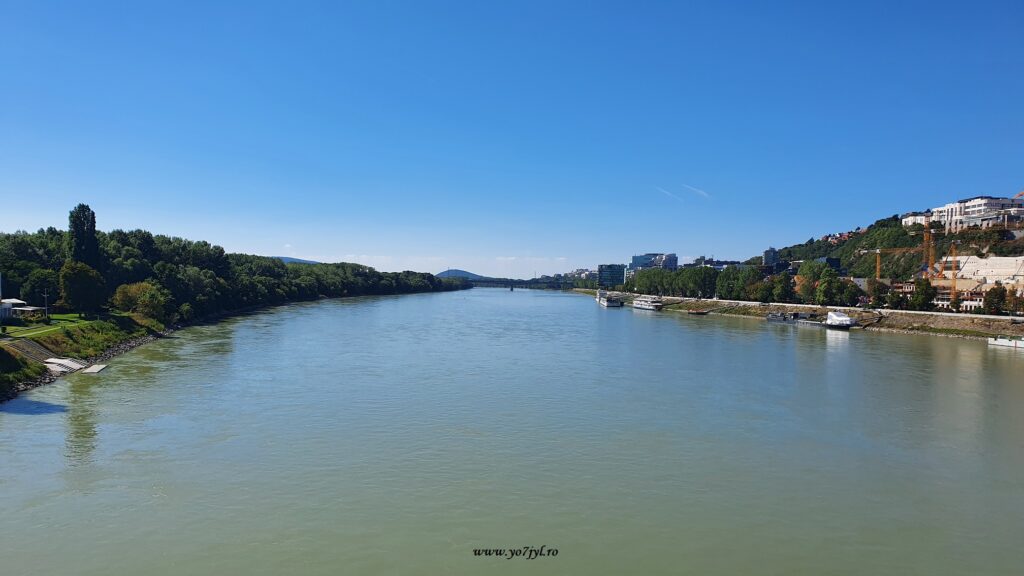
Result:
[0, 398, 67, 415]
[64, 379, 98, 466]
[2, 290, 1023, 576]
[824, 328, 850, 350]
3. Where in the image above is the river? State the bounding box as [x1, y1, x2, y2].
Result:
[1, 288, 1022, 575]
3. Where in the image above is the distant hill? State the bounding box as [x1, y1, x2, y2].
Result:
[437, 269, 485, 280]
[276, 256, 321, 265]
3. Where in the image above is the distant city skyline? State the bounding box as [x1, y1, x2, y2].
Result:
[2, 1, 1021, 278]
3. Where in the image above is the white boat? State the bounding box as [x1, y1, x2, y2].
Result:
[988, 336, 1024, 349]
[824, 311, 856, 329]
[599, 296, 624, 308]
[632, 295, 663, 311]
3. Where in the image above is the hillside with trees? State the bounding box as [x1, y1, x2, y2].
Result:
[773, 215, 1023, 280]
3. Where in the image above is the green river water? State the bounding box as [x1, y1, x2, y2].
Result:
[2, 288, 1023, 575]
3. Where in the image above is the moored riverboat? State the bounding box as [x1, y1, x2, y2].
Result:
[599, 296, 623, 308]
[988, 335, 1024, 349]
[632, 295, 663, 311]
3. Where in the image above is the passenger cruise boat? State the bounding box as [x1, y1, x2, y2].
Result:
[988, 336, 1024, 349]
[632, 295, 663, 311]
[595, 289, 624, 307]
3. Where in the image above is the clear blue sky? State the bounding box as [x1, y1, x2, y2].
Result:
[2, 1, 1021, 278]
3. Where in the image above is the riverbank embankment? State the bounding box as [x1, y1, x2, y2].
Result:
[574, 289, 1024, 340]
[0, 286, 476, 403]
[0, 314, 177, 402]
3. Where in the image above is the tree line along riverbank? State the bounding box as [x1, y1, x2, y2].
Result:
[576, 289, 1024, 340]
[0, 203, 471, 402]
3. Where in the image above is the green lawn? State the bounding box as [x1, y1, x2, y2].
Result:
[2, 314, 94, 339]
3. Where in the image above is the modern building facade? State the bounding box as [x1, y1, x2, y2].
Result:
[597, 264, 627, 287]
[629, 253, 678, 271]
[928, 196, 1024, 231]
[763, 247, 779, 267]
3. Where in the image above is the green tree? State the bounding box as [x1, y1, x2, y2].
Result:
[60, 260, 106, 316]
[886, 290, 907, 310]
[815, 267, 841, 305]
[839, 281, 864, 307]
[111, 281, 170, 321]
[20, 268, 59, 305]
[771, 272, 795, 303]
[909, 278, 937, 311]
[752, 281, 773, 303]
[136, 285, 169, 321]
[796, 261, 828, 303]
[983, 283, 1007, 315]
[866, 278, 888, 307]
[67, 204, 100, 269]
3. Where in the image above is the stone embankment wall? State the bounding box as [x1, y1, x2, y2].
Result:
[575, 289, 1024, 340]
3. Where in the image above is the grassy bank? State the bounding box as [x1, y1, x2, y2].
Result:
[0, 348, 47, 400]
[28, 313, 165, 359]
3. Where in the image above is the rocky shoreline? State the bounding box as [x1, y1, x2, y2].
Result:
[4, 325, 179, 401]
[84, 326, 179, 365]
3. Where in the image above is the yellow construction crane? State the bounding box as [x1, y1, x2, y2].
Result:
[859, 247, 922, 279]
[949, 242, 959, 305]
[907, 213, 942, 278]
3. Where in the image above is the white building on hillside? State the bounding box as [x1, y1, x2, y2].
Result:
[900, 211, 931, 226]
[929, 196, 1024, 232]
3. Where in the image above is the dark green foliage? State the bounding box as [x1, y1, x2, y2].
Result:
[625, 266, 720, 298]
[0, 347, 46, 398]
[2, 206, 469, 325]
[886, 290, 908, 310]
[60, 261, 106, 315]
[67, 204, 100, 268]
[20, 268, 58, 304]
[815, 267, 841, 305]
[715, 266, 761, 300]
[867, 278, 889, 307]
[909, 279, 937, 311]
[771, 272, 795, 303]
[983, 283, 1007, 315]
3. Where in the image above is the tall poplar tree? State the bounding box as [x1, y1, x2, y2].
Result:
[67, 203, 99, 268]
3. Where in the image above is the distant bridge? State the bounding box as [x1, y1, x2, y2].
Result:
[468, 279, 576, 290]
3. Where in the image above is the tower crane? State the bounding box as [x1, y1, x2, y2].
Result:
[858, 247, 923, 279]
